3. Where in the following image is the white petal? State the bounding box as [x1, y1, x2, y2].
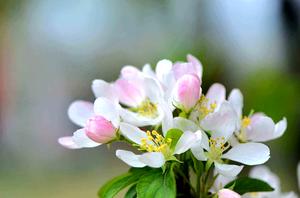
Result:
[201, 102, 237, 141]
[119, 122, 148, 145]
[58, 136, 81, 149]
[143, 76, 164, 103]
[249, 166, 281, 191]
[142, 64, 156, 78]
[156, 59, 173, 83]
[297, 162, 300, 189]
[205, 83, 226, 111]
[116, 150, 146, 168]
[201, 131, 210, 151]
[273, 117, 287, 139]
[72, 129, 101, 148]
[212, 174, 235, 192]
[280, 192, 299, 198]
[246, 115, 275, 142]
[91, 79, 117, 103]
[191, 144, 207, 161]
[173, 117, 198, 132]
[222, 143, 270, 165]
[214, 163, 244, 178]
[68, 100, 94, 127]
[94, 97, 120, 127]
[119, 105, 164, 127]
[174, 131, 201, 154]
[138, 152, 165, 168]
[161, 102, 174, 136]
[228, 89, 243, 119]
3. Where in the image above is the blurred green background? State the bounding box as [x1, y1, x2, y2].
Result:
[0, 0, 299, 197]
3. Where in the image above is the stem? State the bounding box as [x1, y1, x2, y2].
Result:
[196, 173, 201, 197]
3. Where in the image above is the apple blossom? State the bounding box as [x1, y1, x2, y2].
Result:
[228, 89, 287, 143]
[58, 97, 120, 148]
[116, 122, 202, 168]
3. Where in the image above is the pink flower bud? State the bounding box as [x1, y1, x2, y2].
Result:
[85, 116, 117, 143]
[218, 189, 241, 198]
[174, 74, 201, 111]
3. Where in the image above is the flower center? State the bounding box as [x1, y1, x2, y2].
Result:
[241, 116, 251, 128]
[139, 130, 172, 154]
[237, 116, 251, 142]
[196, 95, 217, 120]
[207, 137, 229, 162]
[134, 98, 158, 118]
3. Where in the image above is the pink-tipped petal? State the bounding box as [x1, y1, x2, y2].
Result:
[187, 54, 203, 79]
[58, 136, 80, 149]
[114, 78, 145, 107]
[85, 116, 117, 143]
[173, 55, 203, 80]
[218, 189, 241, 198]
[174, 74, 201, 111]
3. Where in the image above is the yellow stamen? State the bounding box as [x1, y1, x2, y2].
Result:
[138, 130, 171, 154]
[136, 99, 158, 118]
[241, 116, 251, 128]
[196, 95, 217, 120]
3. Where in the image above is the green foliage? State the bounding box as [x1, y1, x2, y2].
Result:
[136, 168, 176, 198]
[224, 177, 274, 195]
[98, 166, 176, 198]
[98, 167, 151, 198]
[165, 128, 184, 152]
[124, 185, 137, 198]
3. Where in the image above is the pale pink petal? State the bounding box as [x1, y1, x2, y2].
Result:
[218, 189, 241, 198]
[114, 78, 146, 107]
[58, 136, 80, 149]
[85, 116, 117, 143]
[121, 65, 141, 79]
[174, 74, 201, 111]
[187, 54, 203, 79]
[68, 100, 94, 127]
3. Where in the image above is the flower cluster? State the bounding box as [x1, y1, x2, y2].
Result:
[58, 55, 298, 198]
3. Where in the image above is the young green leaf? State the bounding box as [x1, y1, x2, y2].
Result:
[224, 177, 274, 195]
[98, 167, 151, 198]
[136, 168, 176, 198]
[165, 128, 183, 152]
[125, 185, 137, 198]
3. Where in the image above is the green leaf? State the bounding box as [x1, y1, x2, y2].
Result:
[98, 167, 151, 198]
[136, 168, 176, 198]
[224, 177, 274, 195]
[165, 128, 183, 152]
[191, 154, 204, 175]
[125, 185, 137, 198]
